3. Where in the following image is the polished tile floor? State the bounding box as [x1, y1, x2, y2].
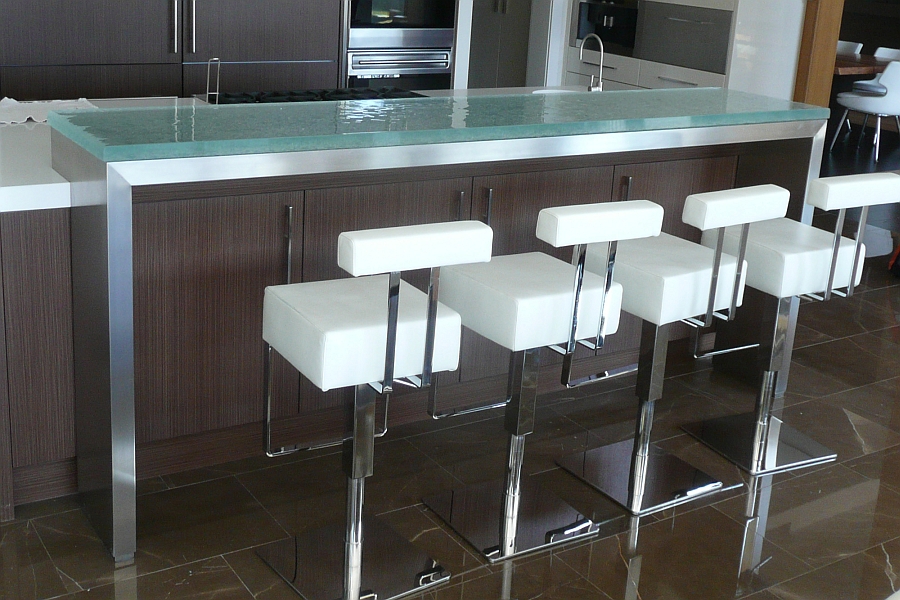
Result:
[6, 258, 900, 599]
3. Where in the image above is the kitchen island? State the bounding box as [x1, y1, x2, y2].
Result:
[42, 88, 827, 562]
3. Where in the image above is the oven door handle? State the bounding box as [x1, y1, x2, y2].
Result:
[356, 59, 450, 67]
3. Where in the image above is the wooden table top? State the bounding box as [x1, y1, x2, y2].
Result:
[834, 53, 893, 76]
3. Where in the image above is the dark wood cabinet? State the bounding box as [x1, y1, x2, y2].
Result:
[0, 0, 180, 67]
[184, 0, 339, 63]
[468, 0, 532, 88]
[132, 192, 301, 443]
[0, 209, 76, 507]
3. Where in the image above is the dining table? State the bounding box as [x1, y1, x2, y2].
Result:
[834, 52, 892, 76]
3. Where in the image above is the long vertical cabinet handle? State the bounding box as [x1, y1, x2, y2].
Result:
[190, 0, 197, 53]
[622, 175, 633, 201]
[484, 188, 494, 226]
[284, 205, 294, 284]
[172, 0, 179, 53]
[457, 191, 466, 221]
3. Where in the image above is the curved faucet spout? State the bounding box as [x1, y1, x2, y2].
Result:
[579, 33, 604, 92]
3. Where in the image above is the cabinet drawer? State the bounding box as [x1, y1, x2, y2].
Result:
[566, 47, 640, 86]
[637, 60, 724, 89]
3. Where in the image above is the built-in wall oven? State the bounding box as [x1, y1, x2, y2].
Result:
[571, 0, 639, 56]
[346, 0, 456, 89]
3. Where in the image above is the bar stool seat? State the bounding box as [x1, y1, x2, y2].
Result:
[440, 252, 623, 352]
[424, 200, 662, 563]
[264, 277, 462, 392]
[558, 184, 790, 516]
[685, 173, 900, 476]
[257, 220, 493, 600]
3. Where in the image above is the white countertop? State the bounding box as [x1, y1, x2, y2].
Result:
[0, 123, 71, 213]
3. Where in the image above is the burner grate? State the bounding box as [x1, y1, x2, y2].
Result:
[212, 87, 425, 104]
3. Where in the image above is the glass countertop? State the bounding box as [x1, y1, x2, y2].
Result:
[48, 88, 829, 163]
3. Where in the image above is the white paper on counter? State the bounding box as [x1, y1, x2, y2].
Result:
[0, 97, 96, 125]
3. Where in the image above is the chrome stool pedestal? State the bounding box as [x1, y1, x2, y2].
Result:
[557, 321, 737, 516]
[424, 349, 604, 562]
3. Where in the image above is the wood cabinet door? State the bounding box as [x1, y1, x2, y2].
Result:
[184, 0, 339, 63]
[496, 0, 532, 88]
[133, 192, 302, 444]
[462, 166, 615, 382]
[1, 65, 183, 102]
[0, 0, 180, 66]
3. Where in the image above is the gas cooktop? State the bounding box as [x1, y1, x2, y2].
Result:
[210, 87, 426, 104]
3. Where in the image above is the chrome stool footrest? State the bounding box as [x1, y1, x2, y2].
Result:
[682, 412, 837, 475]
[257, 516, 450, 600]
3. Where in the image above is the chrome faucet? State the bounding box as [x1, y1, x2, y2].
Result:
[579, 33, 604, 92]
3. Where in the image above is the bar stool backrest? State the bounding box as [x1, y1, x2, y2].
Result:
[338, 220, 493, 391]
[683, 184, 790, 325]
[806, 172, 900, 298]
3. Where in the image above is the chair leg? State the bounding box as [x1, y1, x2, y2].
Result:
[829, 108, 850, 153]
[857, 114, 870, 147]
[875, 115, 882, 162]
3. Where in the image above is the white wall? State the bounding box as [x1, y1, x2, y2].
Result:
[726, 0, 806, 100]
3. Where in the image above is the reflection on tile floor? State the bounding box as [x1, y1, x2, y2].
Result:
[9, 258, 900, 599]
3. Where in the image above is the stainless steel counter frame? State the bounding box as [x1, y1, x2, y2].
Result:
[53, 117, 826, 564]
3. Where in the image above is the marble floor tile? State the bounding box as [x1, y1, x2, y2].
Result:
[763, 537, 900, 600]
[70, 557, 253, 599]
[797, 293, 899, 341]
[792, 323, 834, 349]
[846, 444, 900, 496]
[713, 464, 900, 570]
[31, 477, 287, 590]
[0, 520, 72, 599]
[556, 505, 809, 600]
[823, 377, 900, 434]
[789, 336, 900, 396]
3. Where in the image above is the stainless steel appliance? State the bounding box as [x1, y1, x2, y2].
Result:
[345, 0, 456, 89]
[572, 0, 638, 57]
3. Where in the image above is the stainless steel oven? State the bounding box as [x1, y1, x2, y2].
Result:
[344, 0, 456, 89]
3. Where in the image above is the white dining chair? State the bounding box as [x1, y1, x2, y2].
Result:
[830, 61, 900, 162]
[853, 47, 900, 94]
[836, 40, 864, 55]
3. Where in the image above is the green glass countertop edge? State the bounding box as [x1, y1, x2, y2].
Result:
[48, 88, 830, 163]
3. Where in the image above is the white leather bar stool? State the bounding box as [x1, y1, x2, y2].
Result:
[423, 201, 663, 562]
[685, 173, 900, 475]
[256, 220, 493, 600]
[557, 185, 790, 516]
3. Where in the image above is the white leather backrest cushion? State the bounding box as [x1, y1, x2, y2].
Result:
[535, 200, 664, 247]
[807, 172, 900, 211]
[682, 185, 789, 231]
[338, 220, 493, 277]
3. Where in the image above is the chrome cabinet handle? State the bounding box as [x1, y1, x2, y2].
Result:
[484, 188, 494, 226]
[172, 0, 179, 53]
[457, 191, 466, 221]
[602, 65, 618, 71]
[658, 75, 699, 87]
[622, 175, 633, 201]
[191, 0, 197, 53]
[666, 16, 715, 26]
[284, 205, 294, 284]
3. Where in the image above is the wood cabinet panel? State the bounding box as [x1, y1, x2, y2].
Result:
[182, 61, 337, 97]
[0, 225, 10, 520]
[0, 65, 182, 102]
[133, 193, 301, 443]
[0, 209, 75, 468]
[185, 0, 340, 63]
[0, 0, 179, 66]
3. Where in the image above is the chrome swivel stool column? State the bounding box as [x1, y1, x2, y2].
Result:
[684, 173, 900, 475]
[424, 201, 664, 561]
[558, 185, 790, 515]
[256, 220, 493, 600]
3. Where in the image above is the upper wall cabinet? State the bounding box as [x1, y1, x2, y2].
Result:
[0, 0, 180, 66]
[183, 0, 340, 63]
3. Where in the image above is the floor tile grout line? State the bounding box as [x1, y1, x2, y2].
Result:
[232, 473, 293, 541]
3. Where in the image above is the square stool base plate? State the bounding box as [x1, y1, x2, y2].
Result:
[256, 516, 449, 600]
[423, 476, 601, 563]
[556, 439, 739, 516]
[683, 412, 837, 475]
